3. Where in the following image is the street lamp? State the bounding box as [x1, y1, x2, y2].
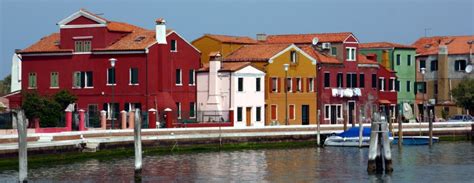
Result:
[284, 63, 289, 126]
[420, 67, 426, 123]
[110, 58, 117, 129]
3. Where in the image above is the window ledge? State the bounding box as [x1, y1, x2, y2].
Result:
[170, 50, 178, 53]
[129, 83, 139, 86]
[28, 87, 37, 89]
[73, 52, 92, 55]
[50, 87, 59, 89]
[106, 84, 117, 86]
[84, 87, 94, 89]
[175, 83, 183, 86]
[188, 84, 196, 86]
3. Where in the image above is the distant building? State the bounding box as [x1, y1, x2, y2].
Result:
[192, 34, 257, 65]
[197, 52, 265, 127]
[360, 42, 417, 120]
[412, 35, 474, 120]
[8, 9, 200, 128]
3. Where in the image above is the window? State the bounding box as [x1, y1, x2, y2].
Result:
[324, 105, 330, 119]
[130, 68, 139, 85]
[107, 68, 116, 85]
[420, 60, 426, 72]
[389, 78, 395, 91]
[331, 47, 337, 56]
[50, 72, 59, 88]
[176, 102, 181, 119]
[336, 105, 342, 119]
[286, 78, 293, 92]
[74, 40, 91, 52]
[416, 82, 426, 93]
[271, 105, 277, 120]
[175, 69, 182, 85]
[406, 81, 411, 92]
[396, 54, 400, 65]
[74, 71, 93, 88]
[103, 103, 119, 120]
[346, 47, 356, 61]
[170, 40, 177, 52]
[256, 107, 261, 121]
[346, 73, 357, 88]
[430, 60, 438, 71]
[454, 60, 467, 71]
[371, 74, 377, 89]
[125, 103, 141, 112]
[190, 102, 196, 118]
[434, 81, 438, 95]
[324, 73, 330, 87]
[237, 107, 243, 122]
[407, 55, 411, 66]
[290, 51, 297, 64]
[359, 74, 365, 88]
[296, 78, 302, 92]
[271, 77, 278, 92]
[189, 70, 195, 85]
[289, 105, 295, 120]
[308, 78, 314, 92]
[337, 73, 343, 88]
[256, 78, 261, 92]
[395, 80, 400, 91]
[238, 77, 244, 92]
[28, 72, 37, 89]
[379, 77, 385, 91]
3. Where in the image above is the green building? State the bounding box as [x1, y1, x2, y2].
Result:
[360, 42, 417, 120]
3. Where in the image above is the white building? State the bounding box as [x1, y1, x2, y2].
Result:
[10, 53, 21, 92]
[197, 52, 265, 127]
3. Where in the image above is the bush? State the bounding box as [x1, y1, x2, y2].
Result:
[22, 90, 77, 127]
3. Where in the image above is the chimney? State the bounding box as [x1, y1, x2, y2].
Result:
[206, 52, 222, 111]
[438, 45, 449, 103]
[256, 33, 267, 42]
[381, 50, 390, 69]
[155, 18, 167, 44]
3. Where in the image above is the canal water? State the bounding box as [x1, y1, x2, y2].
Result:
[1, 141, 473, 182]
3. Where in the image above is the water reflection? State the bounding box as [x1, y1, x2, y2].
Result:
[0, 142, 473, 182]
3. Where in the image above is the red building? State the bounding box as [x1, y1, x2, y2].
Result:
[263, 32, 397, 124]
[11, 9, 200, 128]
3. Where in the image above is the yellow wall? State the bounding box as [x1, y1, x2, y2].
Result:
[192, 36, 246, 65]
[265, 48, 318, 125]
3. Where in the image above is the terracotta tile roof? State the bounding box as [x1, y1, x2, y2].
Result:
[198, 62, 253, 72]
[18, 21, 174, 53]
[359, 42, 415, 49]
[298, 45, 340, 64]
[224, 44, 290, 62]
[412, 35, 474, 56]
[264, 32, 353, 44]
[357, 54, 378, 65]
[19, 33, 72, 53]
[204, 34, 257, 44]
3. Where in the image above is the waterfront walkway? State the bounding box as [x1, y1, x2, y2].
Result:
[0, 122, 472, 156]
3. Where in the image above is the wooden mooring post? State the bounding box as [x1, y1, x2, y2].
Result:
[134, 109, 143, 180]
[367, 113, 393, 174]
[13, 110, 28, 182]
[429, 109, 434, 146]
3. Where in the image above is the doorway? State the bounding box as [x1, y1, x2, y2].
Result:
[348, 101, 356, 126]
[301, 105, 309, 125]
[246, 107, 252, 126]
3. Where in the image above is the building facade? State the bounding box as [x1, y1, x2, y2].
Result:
[360, 42, 417, 120]
[412, 35, 474, 120]
[197, 53, 265, 127]
[10, 9, 200, 128]
[192, 34, 257, 65]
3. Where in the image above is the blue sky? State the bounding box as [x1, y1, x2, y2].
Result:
[0, 0, 473, 79]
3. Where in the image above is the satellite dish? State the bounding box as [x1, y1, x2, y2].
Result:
[466, 64, 473, 73]
[312, 37, 319, 45]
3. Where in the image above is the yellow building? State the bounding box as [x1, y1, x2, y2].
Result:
[192, 34, 257, 65]
[225, 44, 318, 125]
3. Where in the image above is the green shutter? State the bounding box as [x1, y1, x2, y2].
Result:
[50, 72, 58, 87]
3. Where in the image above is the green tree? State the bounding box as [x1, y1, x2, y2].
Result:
[53, 89, 77, 110]
[0, 74, 11, 96]
[451, 78, 474, 112]
[22, 90, 77, 127]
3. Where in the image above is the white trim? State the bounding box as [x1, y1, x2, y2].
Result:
[342, 34, 360, 44]
[271, 77, 278, 93]
[170, 39, 178, 52]
[129, 68, 139, 85]
[190, 102, 196, 119]
[336, 104, 343, 120]
[176, 102, 182, 119]
[346, 47, 357, 61]
[379, 77, 385, 91]
[145, 31, 202, 53]
[188, 69, 196, 86]
[286, 77, 293, 92]
[57, 9, 107, 26]
[308, 77, 314, 92]
[324, 104, 330, 120]
[175, 69, 182, 86]
[271, 104, 278, 121]
[73, 52, 92, 55]
[268, 44, 317, 65]
[296, 77, 302, 92]
[73, 36, 93, 40]
[21, 52, 72, 56]
[389, 77, 396, 91]
[60, 24, 107, 29]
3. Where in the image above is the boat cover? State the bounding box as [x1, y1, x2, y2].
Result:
[338, 127, 372, 137]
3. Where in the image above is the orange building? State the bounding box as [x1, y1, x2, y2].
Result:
[192, 34, 257, 65]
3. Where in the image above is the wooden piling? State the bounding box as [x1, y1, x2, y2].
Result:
[317, 109, 321, 146]
[368, 113, 393, 174]
[381, 116, 393, 173]
[359, 109, 363, 148]
[429, 110, 433, 146]
[367, 117, 378, 173]
[398, 113, 403, 147]
[14, 110, 28, 182]
[134, 109, 142, 174]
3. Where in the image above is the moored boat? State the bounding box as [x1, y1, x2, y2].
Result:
[324, 127, 374, 147]
[392, 136, 439, 145]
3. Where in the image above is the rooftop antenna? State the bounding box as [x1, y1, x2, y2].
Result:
[424, 28, 432, 37]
